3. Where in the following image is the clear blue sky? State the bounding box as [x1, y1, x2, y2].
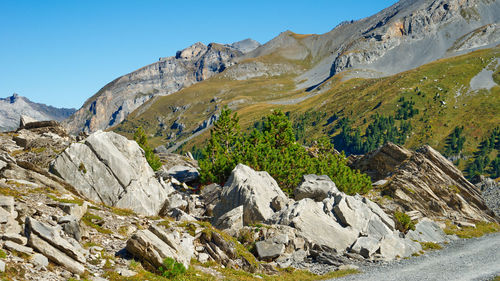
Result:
[0, 0, 398, 109]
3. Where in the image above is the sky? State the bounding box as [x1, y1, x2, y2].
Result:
[0, 0, 398, 109]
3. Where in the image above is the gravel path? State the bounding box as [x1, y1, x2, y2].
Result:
[332, 233, 500, 281]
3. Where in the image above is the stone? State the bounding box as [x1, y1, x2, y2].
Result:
[31, 253, 49, 269]
[338, 264, 359, 271]
[294, 174, 339, 202]
[406, 219, 448, 243]
[0, 208, 10, 224]
[198, 252, 210, 263]
[0, 260, 4, 273]
[159, 193, 188, 216]
[0, 196, 15, 213]
[19, 115, 38, 129]
[269, 199, 358, 251]
[164, 165, 200, 184]
[25, 217, 85, 263]
[1, 233, 27, 245]
[126, 229, 190, 269]
[378, 235, 421, 260]
[350, 237, 380, 258]
[117, 268, 137, 277]
[60, 217, 82, 242]
[271, 196, 288, 212]
[255, 240, 285, 260]
[28, 233, 85, 274]
[58, 203, 88, 220]
[3, 240, 34, 255]
[51, 131, 172, 216]
[213, 164, 288, 225]
[213, 206, 243, 235]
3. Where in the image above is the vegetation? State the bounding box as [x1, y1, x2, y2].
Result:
[158, 257, 186, 279]
[394, 211, 415, 233]
[419, 242, 442, 251]
[0, 249, 6, 258]
[465, 127, 500, 179]
[134, 126, 162, 171]
[443, 221, 500, 238]
[444, 126, 466, 157]
[199, 107, 371, 196]
[82, 212, 112, 234]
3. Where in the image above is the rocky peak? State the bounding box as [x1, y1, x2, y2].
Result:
[175, 42, 208, 60]
[225, 38, 261, 54]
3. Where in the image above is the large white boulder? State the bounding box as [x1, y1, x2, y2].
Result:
[213, 164, 288, 225]
[51, 131, 173, 215]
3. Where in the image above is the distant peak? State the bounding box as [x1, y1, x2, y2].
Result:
[225, 38, 261, 54]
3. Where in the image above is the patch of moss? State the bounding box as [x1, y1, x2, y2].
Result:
[0, 249, 6, 258]
[419, 241, 443, 251]
[47, 194, 84, 206]
[78, 162, 87, 174]
[111, 207, 135, 217]
[443, 221, 500, 238]
[82, 212, 112, 234]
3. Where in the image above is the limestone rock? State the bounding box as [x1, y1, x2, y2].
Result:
[294, 174, 339, 201]
[57, 202, 88, 221]
[406, 219, 449, 243]
[31, 253, 49, 269]
[3, 240, 34, 255]
[351, 143, 495, 222]
[213, 164, 288, 225]
[255, 240, 285, 260]
[0, 260, 4, 273]
[350, 237, 380, 258]
[213, 206, 243, 235]
[51, 131, 172, 216]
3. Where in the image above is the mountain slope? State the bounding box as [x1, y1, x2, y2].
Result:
[0, 93, 75, 132]
[64, 39, 261, 134]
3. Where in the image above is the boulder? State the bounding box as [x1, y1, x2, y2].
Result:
[406, 219, 449, 243]
[31, 253, 49, 269]
[378, 235, 421, 260]
[159, 193, 188, 216]
[0, 260, 4, 273]
[294, 174, 339, 201]
[350, 237, 380, 258]
[25, 217, 85, 263]
[57, 203, 88, 220]
[1, 233, 27, 245]
[19, 115, 38, 129]
[51, 131, 172, 216]
[213, 164, 288, 225]
[269, 198, 358, 251]
[255, 240, 285, 260]
[350, 143, 495, 222]
[213, 206, 243, 235]
[28, 233, 85, 274]
[4, 240, 34, 255]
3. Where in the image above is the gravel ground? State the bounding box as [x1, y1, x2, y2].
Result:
[332, 233, 500, 281]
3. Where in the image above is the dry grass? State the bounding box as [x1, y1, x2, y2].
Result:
[444, 221, 500, 239]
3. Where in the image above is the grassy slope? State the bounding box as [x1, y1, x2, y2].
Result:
[114, 47, 500, 163]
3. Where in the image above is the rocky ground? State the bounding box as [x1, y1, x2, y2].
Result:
[0, 118, 498, 280]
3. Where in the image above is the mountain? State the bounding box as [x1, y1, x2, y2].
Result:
[108, 0, 499, 160]
[0, 93, 75, 132]
[64, 39, 261, 134]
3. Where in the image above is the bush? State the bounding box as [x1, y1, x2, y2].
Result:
[158, 257, 186, 278]
[199, 107, 372, 196]
[394, 211, 415, 233]
[134, 127, 162, 171]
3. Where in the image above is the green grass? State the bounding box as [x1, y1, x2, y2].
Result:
[47, 194, 84, 206]
[444, 221, 500, 238]
[82, 212, 113, 234]
[419, 242, 443, 251]
[0, 249, 6, 258]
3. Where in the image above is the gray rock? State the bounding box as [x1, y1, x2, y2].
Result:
[160, 193, 188, 216]
[255, 240, 285, 260]
[213, 206, 243, 235]
[164, 165, 200, 184]
[25, 217, 85, 263]
[1, 233, 27, 245]
[58, 202, 88, 220]
[60, 217, 82, 242]
[269, 198, 358, 251]
[31, 253, 49, 269]
[213, 164, 288, 225]
[0, 196, 14, 213]
[198, 252, 210, 263]
[27, 233, 85, 274]
[51, 131, 172, 216]
[406, 219, 448, 243]
[351, 237, 380, 258]
[0, 260, 4, 272]
[271, 195, 288, 212]
[117, 268, 137, 277]
[3, 240, 34, 255]
[294, 174, 339, 201]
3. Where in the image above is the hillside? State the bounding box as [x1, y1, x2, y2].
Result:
[0, 94, 75, 132]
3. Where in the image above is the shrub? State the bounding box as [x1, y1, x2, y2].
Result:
[394, 211, 415, 233]
[158, 257, 186, 278]
[199, 107, 372, 196]
[134, 127, 162, 171]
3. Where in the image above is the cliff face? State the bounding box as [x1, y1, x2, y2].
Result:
[0, 94, 75, 132]
[64, 40, 260, 134]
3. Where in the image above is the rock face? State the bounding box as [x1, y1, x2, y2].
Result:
[51, 131, 173, 215]
[350, 142, 495, 222]
[64, 42, 246, 134]
[213, 164, 288, 226]
[0, 94, 75, 132]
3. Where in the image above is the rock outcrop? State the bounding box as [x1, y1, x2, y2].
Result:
[350, 142, 495, 222]
[51, 131, 173, 215]
[212, 164, 289, 226]
[0, 94, 75, 132]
